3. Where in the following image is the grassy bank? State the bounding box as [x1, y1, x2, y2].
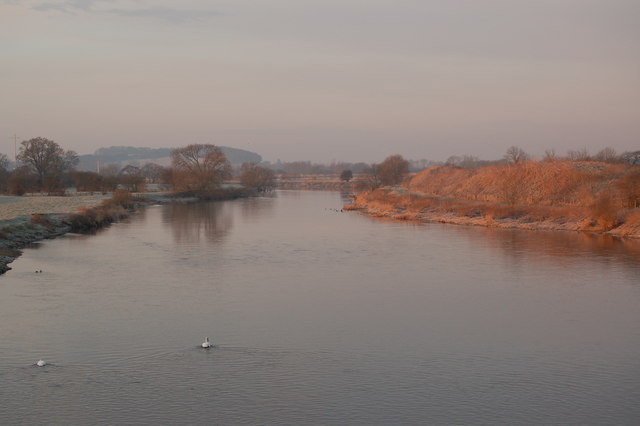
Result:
[0, 190, 144, 274]
[345, 161, 640, 238]
[0, 187, 257, 274]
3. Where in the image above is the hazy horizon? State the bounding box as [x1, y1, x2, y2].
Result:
[2, 0, 638, 163]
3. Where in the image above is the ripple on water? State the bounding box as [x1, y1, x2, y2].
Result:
[1, 192, 639, 425]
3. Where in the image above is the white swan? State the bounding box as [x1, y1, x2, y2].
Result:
[201, 337, 212, 348]
[36, 360, 46, 367]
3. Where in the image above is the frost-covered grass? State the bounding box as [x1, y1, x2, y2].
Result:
[0, 194, 111, 220]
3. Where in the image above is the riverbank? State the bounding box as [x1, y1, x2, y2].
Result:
[345, 161, 640, 238]
[0, 213, 69, 274]
[0, 192, 144, 274]
[345, 188, 640, 238]
[0, 188, 258, 274]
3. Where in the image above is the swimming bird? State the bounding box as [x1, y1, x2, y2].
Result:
[36, 360, 46, 367]
[201, 337, 212, 348]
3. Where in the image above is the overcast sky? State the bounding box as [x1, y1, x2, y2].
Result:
[1, 0, 638, 163]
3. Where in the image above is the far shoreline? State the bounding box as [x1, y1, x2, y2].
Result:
[344, 189, 640, 240]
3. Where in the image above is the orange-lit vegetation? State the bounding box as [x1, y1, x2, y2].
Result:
[171, 144, 231, 193]
[67, 190, 136, 231]
[239, 162, 275, 192]
[347, 160, 640, 237]
[30, 213, 56, 230]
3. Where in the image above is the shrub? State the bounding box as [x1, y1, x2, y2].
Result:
[31, 213, 56, 230]
[591, 193, 620, 231]
[112, 189, 133, 207]
[616, 169, 640, 208]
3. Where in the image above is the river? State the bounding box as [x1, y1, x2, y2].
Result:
[1, 190, 639, 425]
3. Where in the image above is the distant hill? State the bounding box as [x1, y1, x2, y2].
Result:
[78, 146, 262, 172]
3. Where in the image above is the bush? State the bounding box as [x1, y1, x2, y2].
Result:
[112, 189, 133, 207]
[68, 203, 128, 231]
[591, 193, 620, 231]
[239, 163, 275, 192]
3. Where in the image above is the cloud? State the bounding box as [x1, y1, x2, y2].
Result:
[32, 0, 112, 13]
[105, 7, 217, 23]
[32, 3, 69, 12]
[28, 0, 217, 22]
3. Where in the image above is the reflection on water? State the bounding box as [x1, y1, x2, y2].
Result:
[238, 194, 276, 221]
[162, 202, 233, 244]
[368, 213, 640, 273]
[1, 191, 639, 425]
[462, 226, 640, 274]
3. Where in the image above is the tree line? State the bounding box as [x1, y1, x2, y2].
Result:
[2, 137, 636, 197]
[0, 137, 412, 195]
[0, 138, 275, 196]
[446, 146, 640, 169]
[263, 158, 434, 176]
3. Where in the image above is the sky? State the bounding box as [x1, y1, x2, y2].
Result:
[1, 0, 638, 163]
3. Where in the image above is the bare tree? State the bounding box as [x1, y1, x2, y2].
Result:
[378, 154, 410, 186]
[119, 165, 146, 192]
[543, 149, 558, 162]
[74, 171, 104, 192]
[340, 169, 353, 182]
[504, 146, 530, 164]
[0, 153, 9, 193]
[445, 155, 462, 166]
[96, 163, 120, 191]
[171, 144, 231, 192]
[363, 164, 382, 189]
[8, 165, 37, 195]
[567, 147, 591, 161]
[0, 153, 9, 171]
[594, 147, 618, 163]
[239, 162, 275, 192]
[17, 137, 78, 192]
[141, 162, 168, 184]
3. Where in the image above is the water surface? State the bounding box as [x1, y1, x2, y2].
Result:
[1, 191, 639, 425]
